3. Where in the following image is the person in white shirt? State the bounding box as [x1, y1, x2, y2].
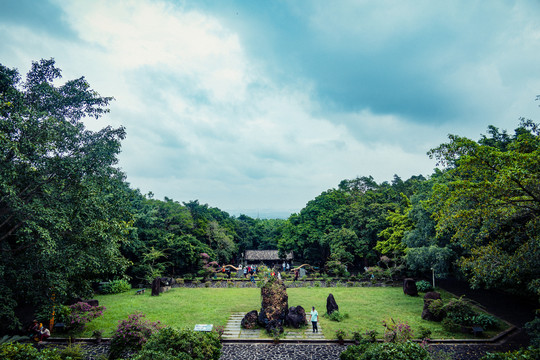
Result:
[310, 306, 318, 333]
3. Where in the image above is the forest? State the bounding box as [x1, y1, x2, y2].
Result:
[1, 59, 539, 333]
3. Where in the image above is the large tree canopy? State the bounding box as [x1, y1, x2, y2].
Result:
[427, 121, 540, 295]
[0, 59, 131, 332]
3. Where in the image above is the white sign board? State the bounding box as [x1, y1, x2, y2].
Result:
[194, 324, 213, 332]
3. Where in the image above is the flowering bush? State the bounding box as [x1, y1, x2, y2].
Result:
[108, 312, 163, 360]
[382, 318, 414, 343]
[213, 325, 225, 340]
[68, 302, 105, 331]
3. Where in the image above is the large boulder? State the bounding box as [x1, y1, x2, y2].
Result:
[421, 291, 444, 321]
[286, 306, 307, 328]
[326, 293, 339, 315]
[241, 310, 259, 329]
[403, 278, 418, 296]
[257, 278, 288, 333]
[151, 277, 161, 296]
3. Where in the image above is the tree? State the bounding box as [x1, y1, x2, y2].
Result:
[405, 245, 455, 278]
[375, 194, 413, 256]
[427, 120, 540, 294]
[0, 59, 130, 332]
[324, 227, 363, 266]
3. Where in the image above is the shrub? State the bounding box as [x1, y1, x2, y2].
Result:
[415, 280, 433, 293]
[382, 318, 414, 343]
[58, 344, 86, 360]
[365, 329, 379, 342]
[68, 302, 106, 331]
[471, 313, 499, 330]
[340, 342, 370, 360]
[443, 296, 477, 328]
[417, 326, 432, 340]
[444, 296, 475, 318]
[314, 281, 321, 287]
[132, 326, 221, 360]
[213, 325, 224, 340]
[0, 342, 61, 360]
[336, 329, 347, 341]
[109, 312, 163, 359]
[427, 299, 445, 319]
[340, 341, 431, 360]
[346, 281, 354, 287]
[479, 347, 540, 360]
[441, 318, 461, 333]
[351, 330, 363, 343]
[524, 317, 540, 347]
[328, 311, 349, 322]
[101, 279, 131, 294]
[175, 278, 184, 285]
[35, 304, 71, 326]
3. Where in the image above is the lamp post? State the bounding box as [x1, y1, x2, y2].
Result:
[431, 267, 435, 289]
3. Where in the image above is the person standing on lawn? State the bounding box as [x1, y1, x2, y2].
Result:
[310, 306, 318, 333]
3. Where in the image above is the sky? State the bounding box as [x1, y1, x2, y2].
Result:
[1, 0, 540, 218]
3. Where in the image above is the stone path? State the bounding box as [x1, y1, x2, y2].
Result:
[220, 344, 345, 360]
[223, 312, 325, 340]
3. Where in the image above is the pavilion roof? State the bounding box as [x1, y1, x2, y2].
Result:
[244, 250, 293, 261]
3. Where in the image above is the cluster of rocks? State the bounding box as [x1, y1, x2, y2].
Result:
[402, 279, 444, 322]
[242, 279, 343, 334]
[241, 278, 307, 334]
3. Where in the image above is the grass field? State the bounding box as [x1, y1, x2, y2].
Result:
[80, 286, 507, 339]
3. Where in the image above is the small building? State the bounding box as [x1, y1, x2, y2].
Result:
[244, 250, 293, 268]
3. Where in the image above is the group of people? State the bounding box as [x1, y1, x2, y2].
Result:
[28, 320, 50, 342]
[239, 264, 258, 282]
[281, 262, 291, 272]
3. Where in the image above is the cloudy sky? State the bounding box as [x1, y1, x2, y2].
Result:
[2, 0, 540, 218]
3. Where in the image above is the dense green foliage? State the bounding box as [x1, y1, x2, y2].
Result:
[428, 121, 540, 296]
[1, 59, 538, 341]
[131, 326, 221, 360]
[100, 279, 132, 294]
[0, 59, 130, 333]
[0, 342, 61, 360]
[480, 347, 540, 360]
[340, 341, 431, 360]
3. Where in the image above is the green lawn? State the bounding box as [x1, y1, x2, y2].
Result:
[79, 287, 507, 340]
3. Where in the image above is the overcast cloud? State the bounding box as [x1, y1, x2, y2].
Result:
[1, 0, 540, 218]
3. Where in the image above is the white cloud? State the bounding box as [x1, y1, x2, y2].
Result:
[2, 0, 539, 215]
